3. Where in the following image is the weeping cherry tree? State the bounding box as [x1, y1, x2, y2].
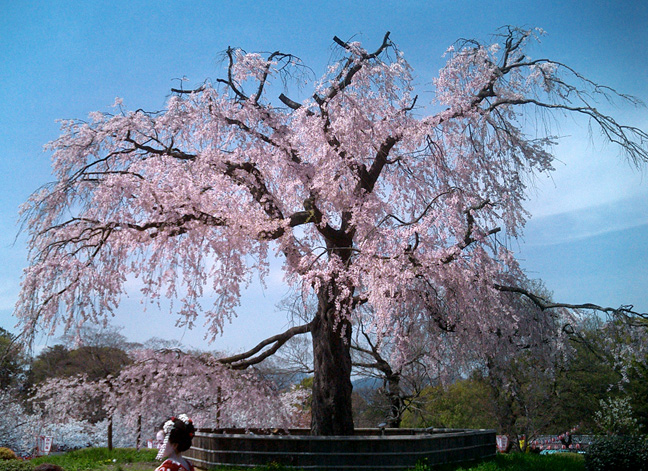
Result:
[17, 28, 647, 434]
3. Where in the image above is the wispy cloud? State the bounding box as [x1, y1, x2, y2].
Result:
[523, 193, 648, 247]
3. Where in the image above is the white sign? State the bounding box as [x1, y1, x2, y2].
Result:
[496, 435, 508, 452]
[36, 435, 53, 455]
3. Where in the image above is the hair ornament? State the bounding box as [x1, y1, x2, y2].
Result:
[156, 424, 172, 460]
[178, 414, 192, 425]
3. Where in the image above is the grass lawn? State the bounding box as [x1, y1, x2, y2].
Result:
[0, 449, 158, 471]
[0, 448, 585, 471]
[443, 452, 585, 471]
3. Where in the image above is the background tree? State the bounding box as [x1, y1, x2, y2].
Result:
[551, 314, 648, 433]
[401, 371, 498, 431]
[626, 357, 648, 432]
[594, 396, 642, 436]
[16, 28, 647, 435]
[27, 326, 132, 443]
[550, 317, 621, 433]
[28, 327, 134, 449]
[0, 327, 29, 392]
[30, 344, 130, 385]
[401, 313, 648, 441]
[58, 324, 141, 351]
[351, 305, 443, 429]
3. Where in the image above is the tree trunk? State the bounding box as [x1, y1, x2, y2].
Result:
[386, 374, 404, 428]
[136, 414, 142, 450]
[310, 282, 354, 435]
[107, 416, 113, 451]
[216, 386, 222, 428]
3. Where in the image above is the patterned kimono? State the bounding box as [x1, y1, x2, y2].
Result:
[156, 457, 195, 471]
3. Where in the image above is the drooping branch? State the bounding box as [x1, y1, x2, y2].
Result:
[217, 322, 312, 370]
[494, 284, 648, 325]
[43, 212, 227, 251]
[487, 98, 648, 167]
[469, 28, 648, 168]
[430, 29, 647, 172]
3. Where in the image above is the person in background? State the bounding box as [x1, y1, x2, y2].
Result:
[155, 415, 196, 471]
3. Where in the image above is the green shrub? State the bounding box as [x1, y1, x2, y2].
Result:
[585, 435, 648, 471]
[0, 461, 34, 471]
[0, 449, 17, 461]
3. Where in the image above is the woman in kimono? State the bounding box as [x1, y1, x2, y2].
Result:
[155, 415, 196, 471]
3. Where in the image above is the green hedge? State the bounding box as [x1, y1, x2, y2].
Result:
[585, 435, 648, 471]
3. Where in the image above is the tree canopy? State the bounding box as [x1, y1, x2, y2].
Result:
[16, 28, 647, 434]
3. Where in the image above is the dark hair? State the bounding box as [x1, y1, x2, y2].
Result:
[169, 417, 196, 453]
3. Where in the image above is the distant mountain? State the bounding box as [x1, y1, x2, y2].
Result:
[352, 376, 381, 390]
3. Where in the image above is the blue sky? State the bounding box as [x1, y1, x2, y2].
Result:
[1, 0, 647, 354]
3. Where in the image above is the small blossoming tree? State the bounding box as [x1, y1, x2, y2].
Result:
[17, 28, 647, 434]
[31, 348, 309, 448]
[104, 349, 308, 434]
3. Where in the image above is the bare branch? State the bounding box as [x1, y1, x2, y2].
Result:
[494, 284, 648, 322]
[217, 322, 312, 369]
[171, 86, 206, 95]
[486, 98, 648, 167]
[332, 31, 392, 60]
[218, 47, 249, 101]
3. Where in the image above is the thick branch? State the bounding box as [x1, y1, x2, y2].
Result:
[351, 330, 394, 377]
[125, 132, 196, 161]
[78, 212, 224, 238]
[355, 136, 399, 195]
[442, 200, 500, 264]
[314, 32, 392, 107]
[278, 93, 303, 110]
[217, 323, 312, 369]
